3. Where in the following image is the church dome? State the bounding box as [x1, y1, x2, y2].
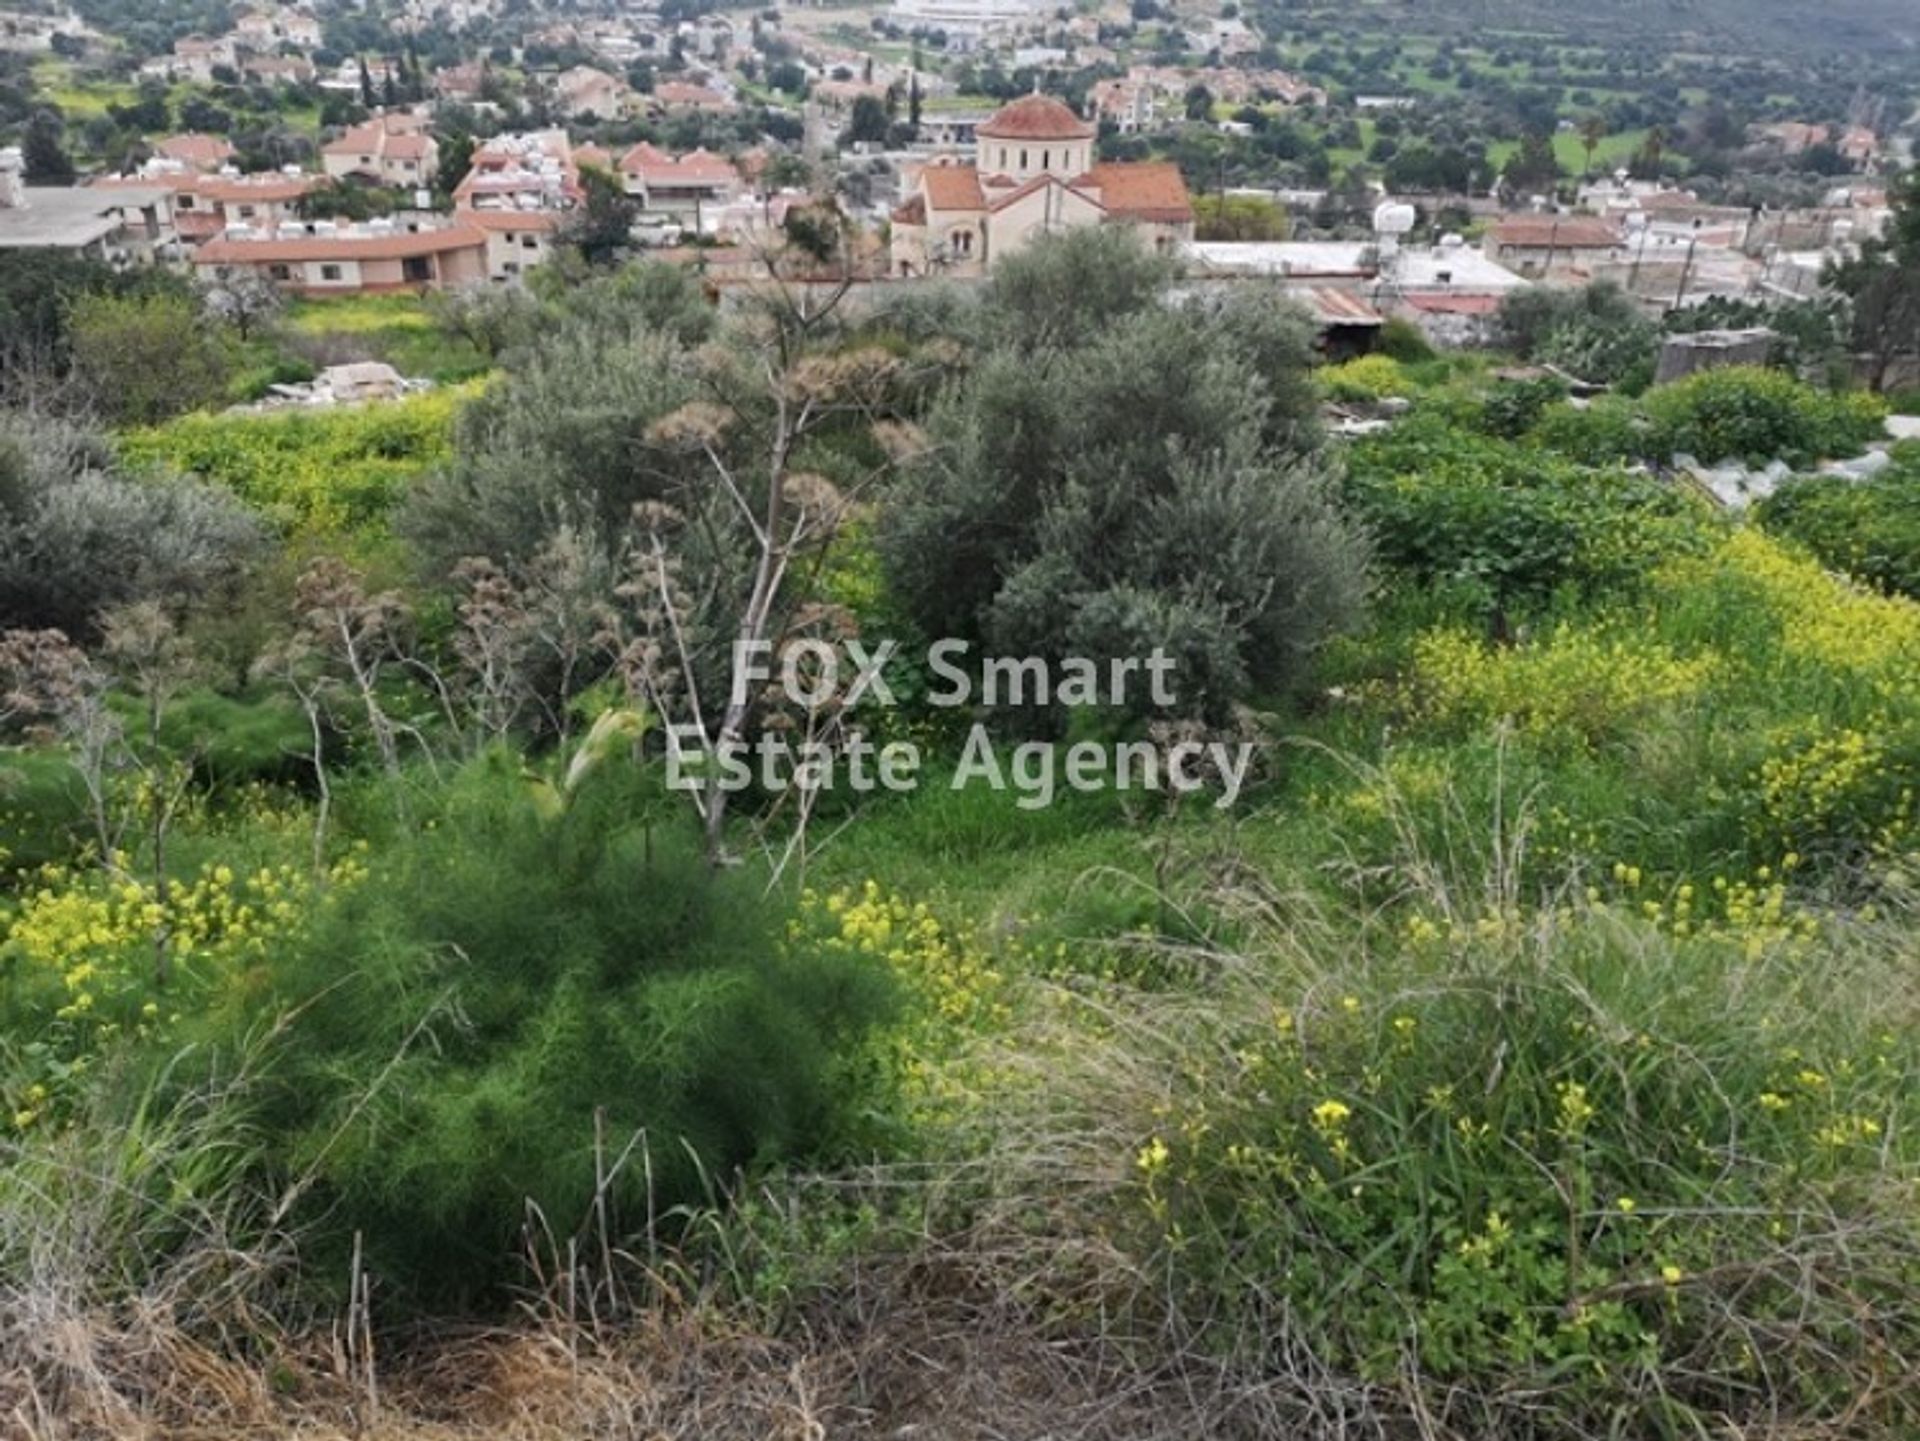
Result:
[977, 93, 1095, 141]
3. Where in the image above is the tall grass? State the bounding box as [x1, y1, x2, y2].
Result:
[0, 1048, 296, 1433]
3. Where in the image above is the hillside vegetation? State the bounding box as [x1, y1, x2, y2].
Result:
[4, 236, 1920, 1438]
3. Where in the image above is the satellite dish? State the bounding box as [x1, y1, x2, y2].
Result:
[1373, 201, 1417, 236]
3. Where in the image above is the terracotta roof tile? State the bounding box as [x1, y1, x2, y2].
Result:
[978, 94, 1094, 141]
[195, 222, 486, 264]
[153, 133, 234, 169]
[920, 165, 985, 212]
[1489, 216, 1621, 250]
[1071, 162, 1192, 223]
[619, 142, 740, 186]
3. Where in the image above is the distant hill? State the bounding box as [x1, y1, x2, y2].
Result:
[1273, 0, 1919, 57]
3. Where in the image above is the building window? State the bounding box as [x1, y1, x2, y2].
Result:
[1042, 149, 1050, 169]
[320, 263, 342, 281]
[269, 263, 292, 281]
[237, 205, 255, 218]
[1019, 148, 1028, 170]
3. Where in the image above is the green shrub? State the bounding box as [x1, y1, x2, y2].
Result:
[1535, 308, 1658, 391]
[1320, 353, 1412, 403]
[119, 389, 461, 536]
[211, 756, 896, 1302]
[0, 410, 261, 636]
[1476, 375, 1568, 439]
[1758, 457, 1920, 600]
[1527, 396, 1646, 465]
[885, 284, 1362, 723]
[1342, 411, 1713, 608]
[1644, 367, 1887, 466]
[1376, 315, 1438, 364]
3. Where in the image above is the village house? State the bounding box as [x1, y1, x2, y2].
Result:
[551, 65, 629, 121]
[151, 33, 237, 83]
[0, 150, 177, 264]
[619, 142, 744, 227]
[151, 133, 237, 173]
[1838, 126, 1881, 170]
[233, 7, 323, 50]
[1483, 215, 1622, 280]
[243, 54, 315, 86]
[462, 209, 563, 282]
[432, 62, 488, 103]
[99, 167, 319, 245]
[889, 93, 1193, 277]
[322, 113, 439, 189]
[0, 9, 97, 53]
[678, 14, 736, 61]
[890, 0, 1043, 50]
[1089, 76, 1157, 133]
[319, 56, 401, 94]
[450, 131, 584, 282]
[192, 217, 489, 294]
[649, 80, 737, 115]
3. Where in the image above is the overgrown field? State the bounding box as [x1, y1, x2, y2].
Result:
[5, 236, 1920, 1439]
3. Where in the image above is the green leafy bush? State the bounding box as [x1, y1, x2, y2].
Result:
[1644, 367, 1887, 466]
[884, 232, 1362, 722]
[1342, 411, 1713, 608]
[1476, 375, 1567, 439]
[1758, 448, 1920, 598]
[1376, 315, 1438, 364]
[1527, 396, 1646, 465]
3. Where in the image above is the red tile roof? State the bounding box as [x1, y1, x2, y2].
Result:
[153, 133, 234, 169]
[1071, 162, 1192, 224]
[654, 82, 733, 110]
[619, 142, 739, 186]
[1489, 216, 1621, 250]
[987, 172, 1077, 214]
[890, 194, 927, 226]
[322, 113, 432, 158]
[195, 222, 486, 264]
[977, 94, 1094, 141]
[920, 165, 986, 212]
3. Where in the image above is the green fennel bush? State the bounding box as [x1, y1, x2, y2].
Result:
[202, 755, 897, 1303]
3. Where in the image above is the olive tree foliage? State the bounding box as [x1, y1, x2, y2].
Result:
[65, 291, 234, 426]
[984, 221, 1179, 353]
[404, 263, 915, 860]
[0, 410, 261, 638]
[881, 228, 1364, 722]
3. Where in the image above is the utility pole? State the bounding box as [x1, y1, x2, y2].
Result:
[1674, 222, 1701, 310]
